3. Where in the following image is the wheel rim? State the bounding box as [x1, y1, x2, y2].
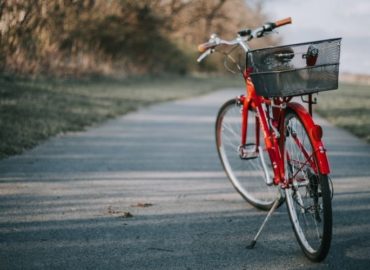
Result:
[217, 100, 276, 207]
[285, 114, 326, 253]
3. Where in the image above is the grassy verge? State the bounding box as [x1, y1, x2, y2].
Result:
[0, 74, 244, 158]
[315, 82, 370, 143]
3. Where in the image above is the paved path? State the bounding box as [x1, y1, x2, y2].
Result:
[1, 89, 370, 269]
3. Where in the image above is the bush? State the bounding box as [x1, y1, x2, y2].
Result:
[0, 0, 271, 77]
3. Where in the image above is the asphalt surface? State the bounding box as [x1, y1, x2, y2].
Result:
[1, 89, 370, 269]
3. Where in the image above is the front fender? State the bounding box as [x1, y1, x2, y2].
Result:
[287, 102, 330, 175]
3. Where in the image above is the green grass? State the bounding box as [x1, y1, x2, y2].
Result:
[0, 74, 244, 158]
[316, 82, 370, 143]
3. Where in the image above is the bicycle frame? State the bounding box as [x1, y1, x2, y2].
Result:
[204, 17, 335, 261]
[239, 69, 330, 186]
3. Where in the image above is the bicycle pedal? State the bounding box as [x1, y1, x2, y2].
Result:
[240, 152, 258, 160]
[239, 144, 258, 160]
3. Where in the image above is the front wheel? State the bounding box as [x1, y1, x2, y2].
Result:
[284, 110, 332, 262]
[215, 98, 277, 210]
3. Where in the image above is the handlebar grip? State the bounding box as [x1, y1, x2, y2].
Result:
[274, 17, 292, 27]
[198, 42, 216, 53]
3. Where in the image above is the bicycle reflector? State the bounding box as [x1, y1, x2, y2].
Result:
[304, 45, 319, 66]
[311, 125, 323, 141]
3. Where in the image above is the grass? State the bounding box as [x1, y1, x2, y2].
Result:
[1, 77, 369, 159]
[0, 74, 244, 158]
[315, 82, 370, 143]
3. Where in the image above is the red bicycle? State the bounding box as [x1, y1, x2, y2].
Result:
[197, 17, 341, 262]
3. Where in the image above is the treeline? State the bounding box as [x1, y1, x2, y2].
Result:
[0, 0, 272, 77]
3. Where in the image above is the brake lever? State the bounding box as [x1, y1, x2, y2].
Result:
[197, 49, 213, 63]
[253, 28, 278, 39]
[264, 29, 278, 36]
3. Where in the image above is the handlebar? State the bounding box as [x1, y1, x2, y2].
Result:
[274, 17, 292, 28]
[197, 17, 292, 62]
[198, 41, 216, 53]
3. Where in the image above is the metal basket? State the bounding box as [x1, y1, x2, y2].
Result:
[247, 38, 341, 97]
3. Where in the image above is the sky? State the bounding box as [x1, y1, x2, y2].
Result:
[256, 0, 370, 74]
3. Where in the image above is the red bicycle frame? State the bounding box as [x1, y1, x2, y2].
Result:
[239, 69, 330, 186]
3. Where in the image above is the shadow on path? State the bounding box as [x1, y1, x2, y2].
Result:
[1, 90, 370, 269]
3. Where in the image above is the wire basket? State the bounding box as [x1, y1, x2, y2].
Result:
[247, 38, 341, 97]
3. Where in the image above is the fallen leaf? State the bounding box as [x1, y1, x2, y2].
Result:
[107, 206, 121, 214]
[121, 212, 133, 218]
[131, 202, 153, 208]
[107, 206, 133, 218]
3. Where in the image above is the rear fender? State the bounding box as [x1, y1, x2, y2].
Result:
[287, 102, 330, 174]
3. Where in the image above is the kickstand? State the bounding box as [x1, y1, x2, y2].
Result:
[246, 191, 282, 249]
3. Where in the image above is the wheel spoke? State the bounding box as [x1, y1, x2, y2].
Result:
[216, 99, 277, 210]
[284, 111, 331, 261]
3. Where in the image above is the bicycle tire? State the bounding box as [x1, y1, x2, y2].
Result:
[284, 110, 332, 262]
[215, 98, 278, 210]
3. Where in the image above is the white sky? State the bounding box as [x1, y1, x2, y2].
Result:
[256, 0, 370, 74]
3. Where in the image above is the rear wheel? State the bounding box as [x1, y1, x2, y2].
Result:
[215, 98, 277, 210]
[284, 110, 332, 262]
